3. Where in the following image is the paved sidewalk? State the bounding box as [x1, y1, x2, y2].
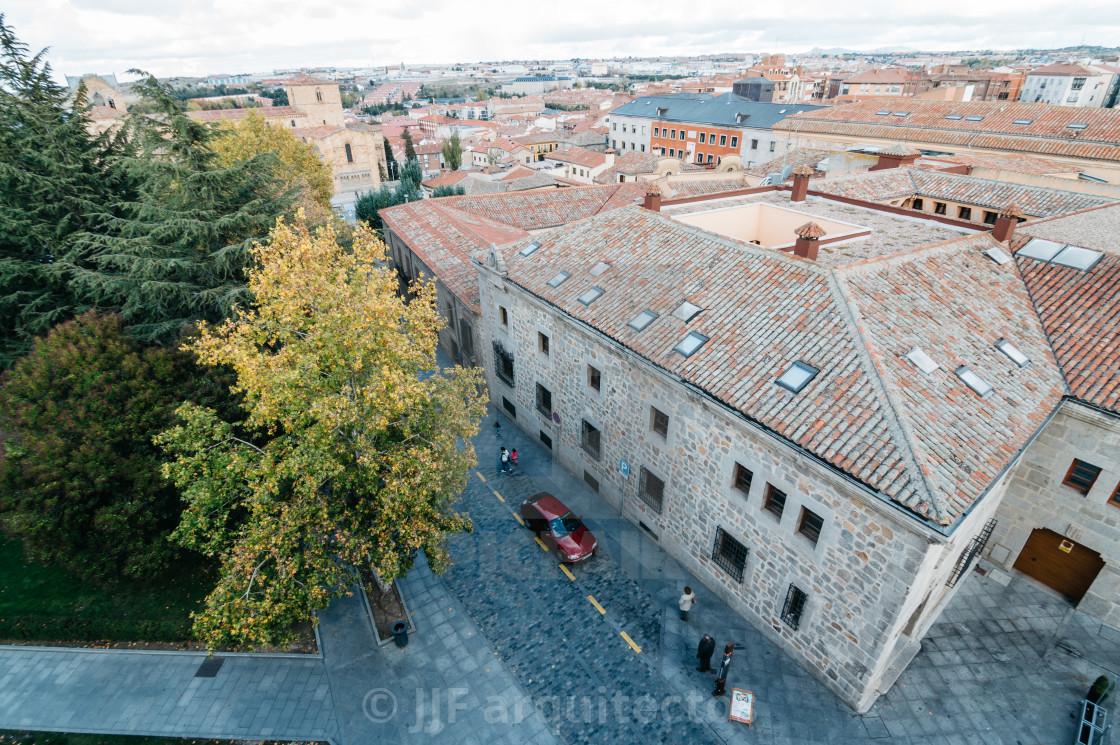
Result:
[0, 647, 335, 740]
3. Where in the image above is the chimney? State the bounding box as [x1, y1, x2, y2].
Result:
[642, 182, 662, 212]
[870, 144, 921, 171]
[992, 203, 1023, 243]
[790, 165, 813, 202]
[604, 148, 616, 167]
[793, 221, 825, 260]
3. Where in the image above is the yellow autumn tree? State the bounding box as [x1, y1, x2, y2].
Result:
[157, 215, 486, 649]
[211, 111, 334, 219]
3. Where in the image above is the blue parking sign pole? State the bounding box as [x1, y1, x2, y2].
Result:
[619, 459, 630, 479]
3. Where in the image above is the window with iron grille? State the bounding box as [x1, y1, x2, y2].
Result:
[535, 383, 552, 418]
[651, 407, 669, 438]
[638, 467, 665, 513]
[581, 420, 601, 461]
[781, 585, 808, 630]
[493, 341, 514, 386]
[1063, 459, 1102, 495]
[711, 527, 749, 582]
[763, 484, 786, 520]
[798, 508, 824, 546]
[502, 397, 516, 418]
[732, 463, 753, 496]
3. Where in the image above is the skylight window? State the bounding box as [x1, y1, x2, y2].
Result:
[875, 110, 890, 116]
[983, 246, 1013, 265]
[520, 241, 541, 257]
[994, 339, 1031, 368]
[1016, 238, 1065, 262]
[628, 310, 658, 331]
[946, 114, 964, 120]
[776, 362, 819, 393]
[672, 301, 703, 322]
[903, 347, 940, 374]
[674, 331, 709, 358]
[954, 366, 994, 399]
[1068, 123, 1089, 130]
[577, 286, 604, 306]
[965, 115, 984, 122]
[548, 271, 571, 288]
[1052, 245, 1103, 270]
[589, 261, 612, 277]
[1012, 119, 1033, 125]
[892, 111, 909, 117]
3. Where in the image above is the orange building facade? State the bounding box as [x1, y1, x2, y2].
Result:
[650, 122, 744, 165]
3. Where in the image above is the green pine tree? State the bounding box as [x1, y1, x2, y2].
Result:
[0, 16, 130, 368]
[383, 137, 397, 180]
[402, 126, 417, 162]
[71, 73, 296, 345]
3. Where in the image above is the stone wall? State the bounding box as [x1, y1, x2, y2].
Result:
[988, 401, 1120, 625]
[476, 264, 966, 712]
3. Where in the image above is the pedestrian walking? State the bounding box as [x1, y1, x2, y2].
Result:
[510, 449, 519, 470]
[493, 421, 502, 438]
[499, 447, 512, 474]
[712, 642, 734, 697]
[696, 633, 715, 673]
[679, 586, 697, 621]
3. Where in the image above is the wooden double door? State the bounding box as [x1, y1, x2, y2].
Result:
[1013, 527, 1105, 602]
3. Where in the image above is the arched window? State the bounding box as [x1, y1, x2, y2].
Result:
[345, 143, 353, 163]
[316, 88, 323, 103]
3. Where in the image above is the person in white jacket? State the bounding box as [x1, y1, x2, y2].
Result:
[679, 586, 696, 621]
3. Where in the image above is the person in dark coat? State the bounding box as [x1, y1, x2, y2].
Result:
[712, 641, 734, 696]
[696, 633, 715, 673]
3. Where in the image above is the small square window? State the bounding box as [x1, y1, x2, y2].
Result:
[730, 136, 738, 148]
[651, 407, 669, 438]
[1063, 459, 1101, 495]
[674, 332, 708, 358]
[798, 508, 824, 545]
[500, 306, 508, 326]
[520, 241, 541, 257]
[639, 467, 665, 513]
[502, 397, 517, 418]
[954, 366, 993, 399]
[958, 206, 972, 221]
[548, 271, 571, 288]
[673, 301, 703, 322]
[732, 463, 753, 495]
[934, 202, 947, 215]
[711, 527, 748, 583]
[628, 310, 658, 331]
[587, 364, 601, 392]
[995, 338, 1031, 368]
[781, 585, 808, 630]
[776, 362, 818, 393]
[763, 484, 786, 520]
[578, 286, 604, 306]
[538, 332, 550, 356]
[494, 342, 515, 385]
[589, 261, 611, 277]
[535, 383, 552, 417]
[581, 419, 602, 460]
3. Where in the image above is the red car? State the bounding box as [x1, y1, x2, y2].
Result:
[520, 492, 598, 563]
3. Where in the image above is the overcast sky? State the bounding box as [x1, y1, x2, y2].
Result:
[5, 0, 1120, 81]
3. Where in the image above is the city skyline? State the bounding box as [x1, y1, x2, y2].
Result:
[5, 0, 1120, 80]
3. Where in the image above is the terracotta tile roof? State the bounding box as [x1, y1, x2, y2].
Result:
[809, 167, 1114, 218]
[422, 171, 470, 189]
[379, 202, 529, 312]
[660, 175, 749, 198]
[775, 99, 1120, 163]
[187, 106, 303, 122]
[1027, 63, 1099, 76]
[496, 206, 1066, 526]
[1013, 204, 1120, 413]
[593, 151, 705, 184]
[88, 105, 125, 120]
[498, 166, 538, 181]
[844, 68, 911, 85]
[746, 148, 834, 178]
[931, 152, 1076, 175]
[548, 146, 608, 168]
[435, 183, 645, 231]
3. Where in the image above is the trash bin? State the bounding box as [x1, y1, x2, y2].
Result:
[392, 621, 408, 648]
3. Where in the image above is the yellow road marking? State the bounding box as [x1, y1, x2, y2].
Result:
[492, 490, 505, 502]
[534, 536, 549, 551]
[476, 473, 486, 483]
[513, 514, 525, 526]
[620, 631, 642, 654]
[559, 564, 575, 581]
[587, 595, 606, 615]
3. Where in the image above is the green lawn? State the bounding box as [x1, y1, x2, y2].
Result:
[0, 535, 214, 644]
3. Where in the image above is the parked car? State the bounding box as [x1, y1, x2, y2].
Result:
[520, 492, 598, 563]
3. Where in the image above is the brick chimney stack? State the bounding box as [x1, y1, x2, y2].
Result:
[790, 165, 813, 202]
[793, 221, 825, 260]
[870, 144, 922, 171]
[641, 182, 662, 212]
[992, 203, 1023, 243]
